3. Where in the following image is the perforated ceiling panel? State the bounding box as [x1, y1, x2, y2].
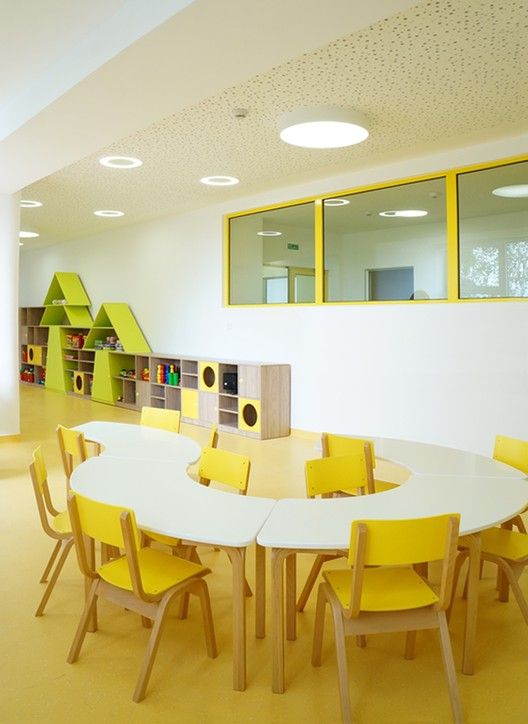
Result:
[22, 0, 528, 247]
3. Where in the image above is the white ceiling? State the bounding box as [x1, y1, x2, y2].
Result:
[8, 0, 528, 249]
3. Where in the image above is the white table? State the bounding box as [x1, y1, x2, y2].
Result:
[256, 445, 528, 693]
[70, 426, 275, 692]
[74, 421, 201, 463]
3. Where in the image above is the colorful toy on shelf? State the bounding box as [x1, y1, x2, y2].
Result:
[156, 363, 180, 386]
[141, 368, 149, 381]
[21, 349, 27, 363]
[115, 339, 124, 351]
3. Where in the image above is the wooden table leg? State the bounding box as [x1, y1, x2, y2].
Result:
[462, 533, 481, 675]
[255, 543, 266, 639]
[85, 536, 97, 633]
[286, 552, 297, 641]
[224, 546, 247, 691]
[271, 548, 292, 693]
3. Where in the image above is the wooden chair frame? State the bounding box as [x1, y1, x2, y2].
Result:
[29, 448, 74, 616]
[312, 516, 463, 724]
[67, 493, 217, 702]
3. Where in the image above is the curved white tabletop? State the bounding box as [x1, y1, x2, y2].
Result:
[369, 436, 524, 478]
[72, 456, 275, 548]
[74, 421, 201, 464]
[256, 472, 528, 549]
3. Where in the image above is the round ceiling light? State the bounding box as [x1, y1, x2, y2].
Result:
[324, 198, 350, 207]
[492, 184, 528, 198]
[94, 210, 125, 217]
[257, 230, 282, 236]
[99, 156, 143, 169]
[19, 230, 39, 238]
[20, 199, 43, 208]
[19, 242, 24, 246]
[279, 106, 369, 149]
[200, 175, 240, 186]
[379, 209, 428, 218]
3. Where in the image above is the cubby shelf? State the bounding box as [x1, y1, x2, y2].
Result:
[19, 274, 290, 439]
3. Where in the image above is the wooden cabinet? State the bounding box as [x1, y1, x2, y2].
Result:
[20, 308, 290, 439]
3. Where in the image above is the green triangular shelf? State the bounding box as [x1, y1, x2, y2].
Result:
[85, 303, 151, 353]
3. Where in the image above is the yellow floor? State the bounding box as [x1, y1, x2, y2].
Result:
[1, 385, 528, 723]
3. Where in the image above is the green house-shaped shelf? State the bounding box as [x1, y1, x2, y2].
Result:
[41, 272, 93, 327]
[43, 273, 94, 393]
[87, 304, 151, 405]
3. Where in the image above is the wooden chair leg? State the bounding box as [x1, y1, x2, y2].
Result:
[244, 577, 253, 597]
[177, 547, 196, 620]
[404, 630, 417, 660]
[192, 579, 218, 658]
[297, 555, 328, 612]
[35, 538, 74, 616]
[39, 539, 62, 583]
[499, 561, 528, 625]
[437, 611, 464, 724]
[311, 583, 327, 666]
[133, 592, 175, 703]
[331, 601, 353, 724]
[447, 551, 468, 623]
[67, 578, 99, 663]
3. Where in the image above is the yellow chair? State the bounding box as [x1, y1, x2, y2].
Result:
[29, 446, 74, 616]
[140, 406, 181, 433]
[66, 492, 217, 702]
[493, 434, 528, 532]
[208, 424, 219, 449]
[322, 432, 399, 493]
[198, 446, 251, 495]
[312, 514, 463, 724]
[297, 452, 373, 612]
[56, 424, 89, 489]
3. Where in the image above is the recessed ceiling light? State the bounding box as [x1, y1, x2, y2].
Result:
[200, 175, 240, 186]
[492, 184, 528, 198]
[279, 106, 369, 149]
[324, 198, 350, 207]
[19, 230, 39, 238]
[19, 242, 24, 246]
[379, 209, 428, 218]
[257, 231, 282, 236]
[94, 210, 125, 217]
[20, 199, 43, 208]
[99, 156, 143, 169]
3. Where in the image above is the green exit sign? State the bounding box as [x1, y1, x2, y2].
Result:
[287, 243, 299, 250]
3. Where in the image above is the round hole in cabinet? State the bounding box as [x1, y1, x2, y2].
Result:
[242, 403, 258, 428]
[202, 365, 216, 388]
[75, 374, 83, 391]
[29, 347, 34, 362]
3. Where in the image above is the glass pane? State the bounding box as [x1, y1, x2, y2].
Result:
[323, 178, 447, 302]
[458, 160, 528, 298]
[229, 203, 315, 304]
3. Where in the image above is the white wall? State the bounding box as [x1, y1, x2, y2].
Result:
[1, 192, 20, 435]
[19, 134, 528, 454]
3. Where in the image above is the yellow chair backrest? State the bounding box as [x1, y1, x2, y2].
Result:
[32, 445, 48, 495]
[346, 514, 460, 618]
[305, 455, 370, 498]
[494, 434, 528, 475]
[348, 515, 460, 567]
[208, 425, 219, 449]
[140, 406, 181, 433]
[57, 425, 88, 484]
[198, 446, 251, 493]
[69, 492, 139, 550]
[322, 432, 376, 463]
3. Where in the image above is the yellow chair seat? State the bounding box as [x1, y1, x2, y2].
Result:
[373, 478, 399, 493]
[143, 529, 181, 547]
[324, 566, 439, 612]
[98, 547, 207, 596]
[50, 510, 71, 535]
[460, 527, 528, 562]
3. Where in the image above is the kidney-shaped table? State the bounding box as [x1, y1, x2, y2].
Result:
[71, 423, 528, 694]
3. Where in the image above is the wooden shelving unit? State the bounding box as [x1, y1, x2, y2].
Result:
[19, 274, 290, 439]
